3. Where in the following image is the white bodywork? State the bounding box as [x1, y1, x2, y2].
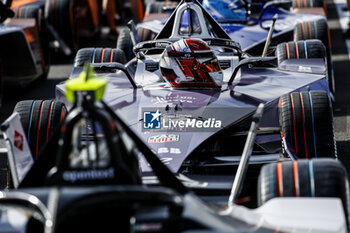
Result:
[1, 113, 33, 187]
[227, 197, 347, 232]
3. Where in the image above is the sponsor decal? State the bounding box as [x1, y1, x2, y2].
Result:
[157, 147, 181, 154]
[162, 117, 221, 129]
[150, 96, 197, 105]
[156, 42, 170, 47]
[145, 63, 159, 72]
[143, 109, 222, 132]
[298, 66, 312, 73]
[14, 130, 23, 151]
[148, 134, 179, 143]
[63, 168, 115, 183]
[143, 110, 161, 129]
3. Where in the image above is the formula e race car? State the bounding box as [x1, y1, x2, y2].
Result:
[0, 0, 49, 87]
[9, 0, 99, 56]
[9, 0, 145, 56]
[4, 0, 337, 207]
[0, 0, 96, 87]
[0, 73, 348, 233]
[119, 0, 335, 94]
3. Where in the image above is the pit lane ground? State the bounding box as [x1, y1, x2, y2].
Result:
[1, 0, 350, 174]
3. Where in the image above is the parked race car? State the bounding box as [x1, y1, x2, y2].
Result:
[0, 0, 330, 207]
[119, 0, 335, 94]
[0, 74, 348, 232]
[9, 0, 100, 55]
[0, 0, 49, 87]
[0, 0, 98, 89]
[0, 0, 338, 208]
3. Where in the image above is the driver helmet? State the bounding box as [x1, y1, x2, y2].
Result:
[160, 38, 223, 88]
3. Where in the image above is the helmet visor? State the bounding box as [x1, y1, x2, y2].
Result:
[202, 58, 221, 73]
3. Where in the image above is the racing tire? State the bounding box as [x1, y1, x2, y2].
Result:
[14, 100, 67, 159]
[117, 28, 134, 61]
[279, 91, 336, 158]
[145, 1, 178, 16]
[276, 39, 326, 64]
[292, 0, 325, 9]
[294, 19, 334, 93]
[73, 48, 127, 68]
[294, 19, 329, 47]
[45, 0, 76, 51]
[258, 159, 350, 226]
[137, 27, 157, 42]
[13, 3, 42, 18]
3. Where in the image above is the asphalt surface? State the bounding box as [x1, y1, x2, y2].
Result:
[1, 2, 350, 172]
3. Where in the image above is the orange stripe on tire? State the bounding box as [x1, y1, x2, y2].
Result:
[285, 43, 290, 59]
[100, 48, 105, 63]
[110, 49, 114, 62]
[278, 98, 281, 109]
[60, 108, 66, 122]
[35, 101, 45, 158]
[278, 98, 283, 139]
[293, 161, 299, 197]
[277, 162, 283, 197]
[327, 29, 332, 49]
[294, 41, 298, 58]
[46, 101, 54, 142]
